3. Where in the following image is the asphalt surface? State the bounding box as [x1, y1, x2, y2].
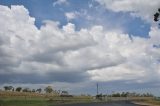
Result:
[58, 101, 142, 106]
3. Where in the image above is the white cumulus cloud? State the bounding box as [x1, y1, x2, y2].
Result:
[96, 0, 160, 23]
[0, 4, 160, 92]
[65, 12, 79, 21]
[53, 0, 69, 6]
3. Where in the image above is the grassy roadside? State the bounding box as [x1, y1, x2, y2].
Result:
[0, 91, 157, 106]
[0, 91, 94, 106]
[133, 98, 160, 106]
[0, 99, 48, 106]
[143, 99, 160, 105]
[0, 96, 94, 106]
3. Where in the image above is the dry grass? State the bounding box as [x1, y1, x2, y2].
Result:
[0, 91, 93, 106]
[132, 98, 160, 106]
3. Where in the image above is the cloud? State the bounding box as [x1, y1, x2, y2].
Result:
[65, 12, 79, 21]
[65, 10, 93, 22]
[0, 4, 160, 93]
[53, 0, 69, 6]
[0, 71, 89, 84]
[87, 27, 160, 83]
[96, 0, 160, 23]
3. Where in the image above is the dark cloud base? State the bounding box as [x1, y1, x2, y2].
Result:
[0, 71, 89, 84]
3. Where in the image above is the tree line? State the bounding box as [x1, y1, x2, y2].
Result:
[108, 92, 154, 97]
[2, 85, 61, 94]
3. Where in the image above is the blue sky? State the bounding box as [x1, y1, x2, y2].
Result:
[0, 0, 160, 96]
[0, 0, 150, 37]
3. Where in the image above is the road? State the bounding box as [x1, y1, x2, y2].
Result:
[58, 101, 142, 106]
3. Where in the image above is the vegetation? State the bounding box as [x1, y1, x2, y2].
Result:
[36, 88, 42, 93]
[0, 85, 158, 106]
[154, 8, 160, 22]
[16, 87, 22, 92]
[109, 92, 154, 97]
[133, 97, 160, 106]
[44, 86, 53, 93]
[0, 91, 93, 106]
[4, 86, 14, 91]
[0, 85, 93, 106]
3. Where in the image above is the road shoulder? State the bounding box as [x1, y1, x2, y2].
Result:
[132, 102, 159, 106]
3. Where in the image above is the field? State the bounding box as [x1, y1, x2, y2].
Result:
[133, 98, 160, 106]
[0, 91, 160, 106]
[0, 91, 93, 106]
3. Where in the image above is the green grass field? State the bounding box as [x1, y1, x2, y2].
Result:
[0, 97, 94, 106]
[0, 100, 46, 106]
[0, 91, 94, 106]
[1, 91, 160, 106]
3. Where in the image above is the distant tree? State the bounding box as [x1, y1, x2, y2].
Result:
[112, 93, 121, 97]
[8, 86, 13, 91]
[4, 86, 13, 91]
[96, 93, 103, 100]
[44, 86, 53, 93]
[141, 93, 154, 97]
[61, 91, 69, 95]
[121, 92, 127, 97]
[32, 89, 36, 93]
[16, 87, 22, 92]
[22, 88, 31, 92]
[4, 86, 9, 91]
[154, 8, 160, 22]
[36, 88, 42, 93]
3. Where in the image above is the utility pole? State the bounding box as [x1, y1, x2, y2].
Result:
[97, 83, 99, 95]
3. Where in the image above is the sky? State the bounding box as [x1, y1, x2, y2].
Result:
[0, 0, 160, 96]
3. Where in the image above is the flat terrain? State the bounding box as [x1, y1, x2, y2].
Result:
[1, 91, 160, 106]
[58, 101, 140, 106]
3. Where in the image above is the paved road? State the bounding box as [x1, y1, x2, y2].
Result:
[58, 101, 142, 106]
